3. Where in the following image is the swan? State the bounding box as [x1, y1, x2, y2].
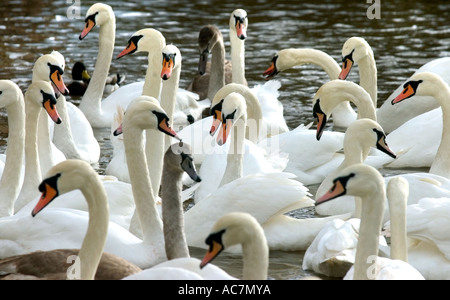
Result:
[66, 61, 124, 96]
[184, 92, 348, 252]
[390, 71, 450, 178]
[200, 212, 268, 280]
[0, 97, 179, 269]
[316, 163, 424, 280]
[42, 51, 100, 165]
[262, 48, 356, 128]
[0, 80, 25, 217]
[339, 36, 450, 133]
[116, 29, 208, 128]
[314, 118, 397, 217]
[0, 159, 141, 280]
[228, 8, 288, 136]
[122, 142, 236, 280]
[14, 80, 64, 213]
[186, 24, 232, 101]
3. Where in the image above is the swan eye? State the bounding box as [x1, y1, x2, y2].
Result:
[38, 173, 61, 193]
[84, 12, 98, 24]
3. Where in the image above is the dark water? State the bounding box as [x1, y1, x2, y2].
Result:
[0, 0, 449, 280]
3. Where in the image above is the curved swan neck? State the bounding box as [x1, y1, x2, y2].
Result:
[79, 14, 115, 119]
[358, 54, 378, 108]
[353, 182, 385, 280]
[0, 93, 25, 216]
[208, 38, 226, 100]
[230, 34, 246, 85]
[336, 82, 376, 121]
[428, 82, 450, 178]
[161, 158, 189, 259]
[283, 48, 340, 79]
[77, 176, 109, 280]
[142, 52, 163, 98]
[123, 123, 166, 262]
[241, 222, 268, 280]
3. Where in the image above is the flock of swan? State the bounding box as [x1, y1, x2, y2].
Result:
[0, 2, 450, 280]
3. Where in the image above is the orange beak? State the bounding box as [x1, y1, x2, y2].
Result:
[316, 180, 346, 206]
[262, 61, 277, 80]
[216, 119, 232, 146]
[50, 69, 69, 96]
[315, 112, 326, 141]
[117, 41, 137, 59]
[79, 19, 95, 40]
[159, 118, 181, 141]
[200, 240, 223, 269]
[43, 95, 62, 124]
[338, 58, 353, 80]
[235, 21, 247, 40]
[391, 84, 416, 104]
[161, 57, 174, 80]
[377, 136, 397, 159]
[32, 183, 58, 216]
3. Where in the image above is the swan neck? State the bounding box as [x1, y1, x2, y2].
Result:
[288, 49, 341, 79]
[387, 188, 408, 262]
[142, 52, 163, 98]
[230, 35, 246, 85]
[207, 39, 226, 100]
[219, 116, 246, 187]
[77, 177, 109, 280]
[124, 125, 166, 262]
[161, 162, 189, 259]
[241, 226, 269, 280]
[79, 17, 115, 115]
[0, 95, 25, 216]
[429, 83, 450, 178]
[353, 188, 385, 279]
[52, 96, 81, 159]
[358, 54, 377, 108]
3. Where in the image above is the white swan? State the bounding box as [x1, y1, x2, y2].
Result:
[116, 29, 207, 128]
[339, 36, 450, 133]
[0, 159, 141, 280]
[186, 24, 232, 101]
[229, 8, 288, 136]
[34, 51, 100, 166]
[262, 48, 356, 128]
[316, 164, 424, 280]
[122, 142, 236, 280]
[314, 118, 397, 217]
[48, 51, 100, 165]
[184, 92, 348, 252]
[390, 71, 450, 178]
[0, 80, 25, 217]
[14, 80, 64, 213]
[199, 212, 268, 280]
[0, 97, 179, 269]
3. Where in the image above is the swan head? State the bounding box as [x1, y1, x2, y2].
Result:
[262, 53, 280, 80]
[200, 212, 268, 270]
[32, 53, 69, 96]
[391, 72, 445, 105]
[0, 80, 22, 108]
[117, 28, 166, 59]
[32, 159, 100, 216]
[117, 96, 180, 140]
[316, 163, 385, 206]
[165, 141, 201, 182]
[344, 119, 397, 159]
[197, 25, 223, 75]
[230, 9, 248, 40]
[25, 80, 62, 124]
[312, 80, 371, 140]
[339, 37, 373, 80]
[79, 3, 115, 40]
[161, 44, 181, 81]
[263, 49, 300, 80]
[216, 92, 247, 146]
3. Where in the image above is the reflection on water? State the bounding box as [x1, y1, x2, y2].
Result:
[0, 0, 449, 280]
